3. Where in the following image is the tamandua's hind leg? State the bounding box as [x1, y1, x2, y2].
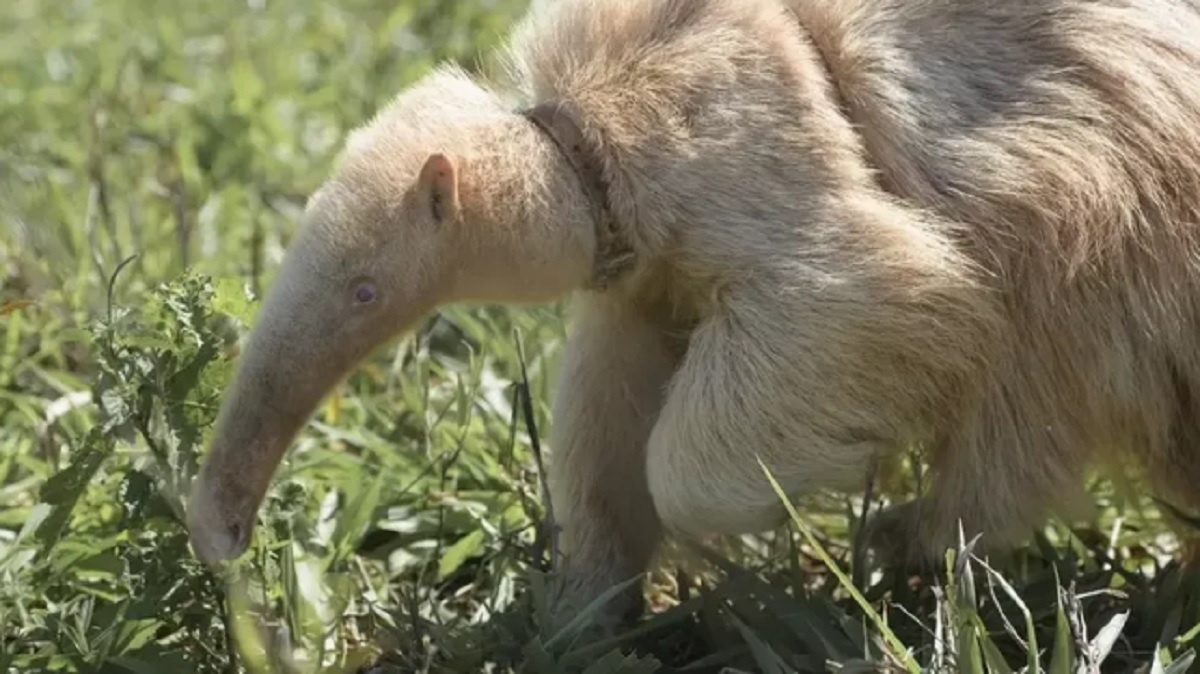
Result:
[864, 365, 1096, 569]
[1140, 361, 1200, 566]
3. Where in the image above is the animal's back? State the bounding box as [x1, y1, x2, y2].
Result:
[805, 0, 1200, 306]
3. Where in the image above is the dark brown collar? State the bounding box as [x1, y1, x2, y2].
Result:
[522, 100, 636, 291]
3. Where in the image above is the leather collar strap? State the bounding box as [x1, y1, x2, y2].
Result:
[522, 100, 636, 291]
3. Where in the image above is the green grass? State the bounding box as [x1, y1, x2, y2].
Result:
[4, 0, 1200, 672]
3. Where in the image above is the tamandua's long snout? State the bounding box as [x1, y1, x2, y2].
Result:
[184, 255, 353, 565]
[187, 471, 253, 564]
[185, 374, 306, 565]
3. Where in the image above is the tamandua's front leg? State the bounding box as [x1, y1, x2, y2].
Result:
[544, 294, 683, 633]
[644, 294, 887, 542]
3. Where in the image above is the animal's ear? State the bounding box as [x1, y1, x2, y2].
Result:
[417, 153, 460, 223]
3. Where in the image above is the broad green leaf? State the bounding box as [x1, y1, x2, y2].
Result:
[1048, 593, 1075, 674]
[437, 528, 487, 582]
[977, 627, 1014, 674]
[212, 276, 258, 325]
[35, 433, 114, 551]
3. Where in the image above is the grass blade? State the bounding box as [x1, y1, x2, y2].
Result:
[757, 456, 920, 673]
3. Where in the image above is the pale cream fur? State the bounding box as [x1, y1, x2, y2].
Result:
[187, 0, 1200, 636]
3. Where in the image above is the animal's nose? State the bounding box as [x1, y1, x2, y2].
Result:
[186, 481, 253, 564]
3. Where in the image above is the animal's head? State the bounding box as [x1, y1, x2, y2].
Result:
[185, 66, 596, 564]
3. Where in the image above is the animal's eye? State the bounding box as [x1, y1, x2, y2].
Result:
[354, 283, 377, 304]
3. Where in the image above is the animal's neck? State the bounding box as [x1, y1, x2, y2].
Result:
[448, 116, 598, 305]
[521, 101, 637, 291]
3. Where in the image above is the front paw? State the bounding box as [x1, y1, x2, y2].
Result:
[539, 569, 644, 645]
[861, 501, 937, 572]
